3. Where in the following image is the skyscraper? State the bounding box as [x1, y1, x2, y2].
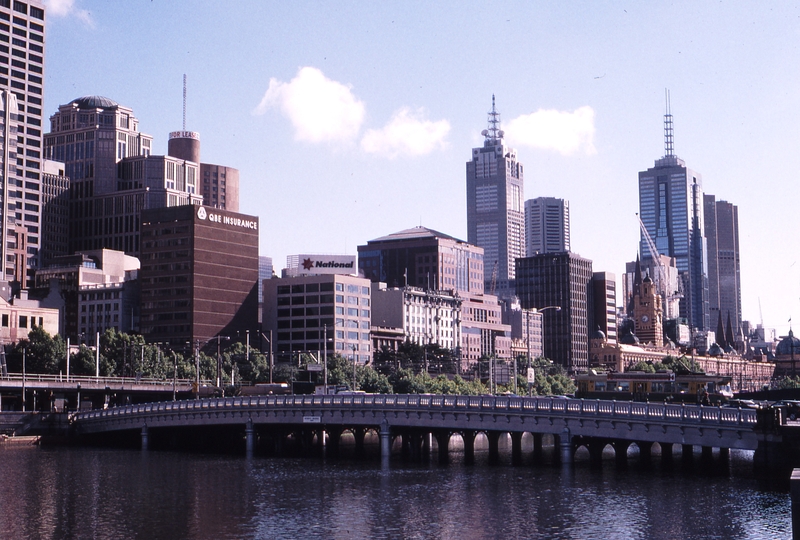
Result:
[638, 101, 709, 331]
[466, 96, 525, 298]
[516, 251, 593, 373]
[44, 96, 203, 256]
[0, 1, 47, 287]
[704, 194, 741, 336]
[525, 196, 570, 255]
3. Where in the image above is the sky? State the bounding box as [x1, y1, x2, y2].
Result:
[42, 0, 800, 336]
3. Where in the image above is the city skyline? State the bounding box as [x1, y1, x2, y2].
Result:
[42, 1, 800, 334]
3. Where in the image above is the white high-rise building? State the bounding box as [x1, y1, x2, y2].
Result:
[466, 96, 525, 299]
[525, 197, 570, 255]
[0, 1, 47, 287]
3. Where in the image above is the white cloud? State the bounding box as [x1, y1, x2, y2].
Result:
[45, 0, 94, 27]
[504, 106, 597, 156]
[361, 108, 450, 159]
[253, 66, 365, 144]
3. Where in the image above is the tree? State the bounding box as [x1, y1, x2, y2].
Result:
[12, 326, 66, 374]
[358, 366, 392, 394]
[529, 357, 576, 396]
[629, 361, 656, 373]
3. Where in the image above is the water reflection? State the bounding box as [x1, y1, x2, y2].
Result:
[0, 443, 790, 539]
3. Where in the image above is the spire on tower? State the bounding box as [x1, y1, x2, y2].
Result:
[182, 74, 187, 131]
[482, 94, 504, 143]
[664, 89, 674, 157]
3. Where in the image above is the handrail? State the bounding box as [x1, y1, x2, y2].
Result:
[0, 372, 207, 387]
[73, 395, 759, 428]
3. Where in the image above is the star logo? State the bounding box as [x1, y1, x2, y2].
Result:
[302, 258, 314, 270]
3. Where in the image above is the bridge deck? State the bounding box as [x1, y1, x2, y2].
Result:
[75, 394, 761, 451]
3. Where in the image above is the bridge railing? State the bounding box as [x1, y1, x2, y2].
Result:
[1, 372, 202, 388]
[74, 395, 759, 427]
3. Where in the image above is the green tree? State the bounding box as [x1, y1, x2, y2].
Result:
[629, 361, 656, 373]
[12, 326, 66, 374]
[529, 357, 576, 396]
[358, 366, 392, 394]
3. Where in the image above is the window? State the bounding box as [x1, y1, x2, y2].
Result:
[19, 315, 27, 328]
[1, 314, 7, 327]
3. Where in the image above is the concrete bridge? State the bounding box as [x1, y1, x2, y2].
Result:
[0, 373, 196, 412]
[73, 394, 795, 468]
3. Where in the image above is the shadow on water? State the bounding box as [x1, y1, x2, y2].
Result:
[0, 431, 792, 540]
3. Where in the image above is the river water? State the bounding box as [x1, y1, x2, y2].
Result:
[0, 438, 791, 539]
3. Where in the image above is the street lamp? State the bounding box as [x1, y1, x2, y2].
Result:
[261, 331, 273, 384]
[527, 306, 561, 395]
[350, 343, 358, 391]
[216, 335, 230, 390]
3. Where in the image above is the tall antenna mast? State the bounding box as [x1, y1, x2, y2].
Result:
[482, 94, 503, 143]
[182, 74, 187, 131]
[664, 89, 674, 157]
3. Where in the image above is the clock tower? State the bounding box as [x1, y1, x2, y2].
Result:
[633, 259, 664, 347]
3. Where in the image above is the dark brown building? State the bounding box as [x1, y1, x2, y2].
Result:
[140, 204, 258, 348]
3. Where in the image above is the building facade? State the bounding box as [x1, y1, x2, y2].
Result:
[358, 226, 484, 295]
[262, 273, 373, 365]
[139, 204, 259, 348]
[704, 194, 741, 338]
[591, 271, 617, 346]
[34, 248, 139, 341]
[370, 283, 461, 350]
[466, 96, 525, 298]
[525, 197, 570, 255]
[516, 251, 593, 373]
[44, 96, 202, 257]
[638, 108, 709, 331]
[0, 1, 47, 287]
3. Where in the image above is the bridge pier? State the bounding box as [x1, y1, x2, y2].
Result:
[660, 442, 673, 465]
[637, 441, 653, 466]
[245, 419, 255, 456]
[462, 430, 476, 465]
[559, 429, 573, 465]
[141, 424, 148, 451]
[510, 432, 523, 466]
[588, 439, 605, 468]
[487, 432, 501, 465]
[532, 433, 543, 464]
[682, 444, 694, 467]
[326, 427, 342, 458]
[379, 420, 391, 460]
[434, 430, 450, 464]
[353, 428, 366, 458]
[613, 441, 629, 468]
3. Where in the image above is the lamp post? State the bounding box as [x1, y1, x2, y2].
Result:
[261, 331, 273, 384]
[216, 335, 230, 390]
[533, 306, 561, 360]
[350, 343, 358, 391]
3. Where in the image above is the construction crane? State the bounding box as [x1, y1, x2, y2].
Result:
[636, 214, 682, 314]
[489, 260, 498, 296]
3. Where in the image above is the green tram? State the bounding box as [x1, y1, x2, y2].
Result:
[575, 370, 734, 404]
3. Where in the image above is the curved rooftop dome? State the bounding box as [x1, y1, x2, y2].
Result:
[776, 329, 800, 356]
[71, 95, 119, 109]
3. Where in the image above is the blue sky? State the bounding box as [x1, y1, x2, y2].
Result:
[43, 0, 800, 334]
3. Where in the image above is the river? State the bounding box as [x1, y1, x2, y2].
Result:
[0, 438, 791, 539]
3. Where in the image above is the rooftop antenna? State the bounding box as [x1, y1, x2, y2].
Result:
[481, 94, 503, 143]
[664, 89, 674, 157]
[182, 74, 187, 131]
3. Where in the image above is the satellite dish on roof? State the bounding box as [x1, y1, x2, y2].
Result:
[498, 130, 504, 138]
[481, 130, 488, 137]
